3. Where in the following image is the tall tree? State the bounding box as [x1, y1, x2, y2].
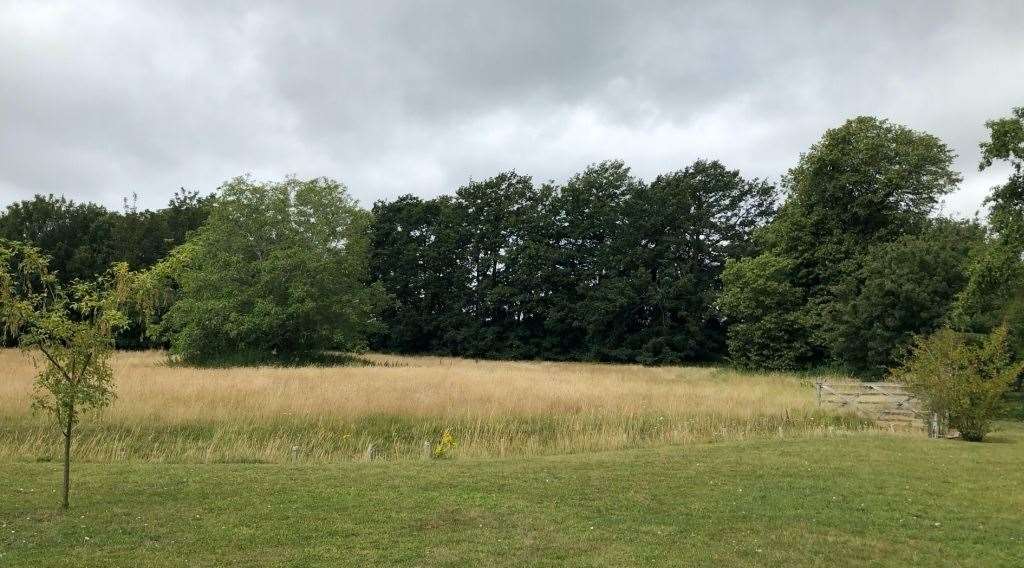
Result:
[153, 176, 386, 364]
[452, 172, 553, 358]
[542, 161, 640, 360]
[722, 116, 961, 371]
[0, 191, 213, 285]
[370, 160, 775, 364]
[0, 195, 113, 283]
[822, 219, 984, 375]
[369, 195, 470, 354]
[953, 107, 1024, 372]
[588, 160, 776, 363]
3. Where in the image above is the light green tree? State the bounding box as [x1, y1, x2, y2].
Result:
[0, 240, 131, 509]
[893, 325, 1023, 441]
[150, 176, 387, 364]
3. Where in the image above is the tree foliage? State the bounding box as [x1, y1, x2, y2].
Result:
[821, 219, 985, 376]
[601, 161, 776, 363]
[369, 160, 774, 363]
[0, 190, 212, 348]
[2, 111, 1021, 379]
[0, 240, 131, 508]
[893, 326, 1023, 441]
[718, 254, 809, 370]
[152, 176, 386, 364]
[952, 106, 1024, 370]
[722, 116, 962, 371]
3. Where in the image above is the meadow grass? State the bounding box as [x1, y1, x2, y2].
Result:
[0, 350, 869, 463]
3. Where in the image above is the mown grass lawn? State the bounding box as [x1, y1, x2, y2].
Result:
[2, 427, 1023, 567]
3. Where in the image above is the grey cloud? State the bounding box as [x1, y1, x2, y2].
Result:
[1, 0, 1022, 215]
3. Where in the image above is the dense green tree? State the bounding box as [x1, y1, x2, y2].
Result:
[765, 116, 960, 290]
[723, 116, 961, 371]
[952, 107, 1024, 377]
[0, 191, 212, 285]
[452, 172, 554, 358]
[152, 176, 386, 364]
[164, 189, 217, 247]
[541, 161, 640, 360]
[0, 195, 114, 283]
[0, 191, 212, 348]
[370, 159, 774, 364]
[370, 174, 554, 359]
[718, 254, 810, 370]
[369, 195, 470, 354]
[585, 160, 776, 363]
[822, 219, 984, 376]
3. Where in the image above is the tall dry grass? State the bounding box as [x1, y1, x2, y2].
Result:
[0, 350, 866, 463]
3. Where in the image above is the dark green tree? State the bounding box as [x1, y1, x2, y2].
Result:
[451, 172, 554, 358]
[0, 195, 114, 283]
[587, 160, 776, 363]
[0, 191, 212, 348]
[369, 160, 775, 364]
[369, 194, 471, 354]
[822, 219, 985, 376]
[719, 254, 810, 370]
[722, 116, 961, 371]
[542, 161, 640, 360]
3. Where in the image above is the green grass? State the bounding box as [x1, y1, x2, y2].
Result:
[3, 425, 1023, 567]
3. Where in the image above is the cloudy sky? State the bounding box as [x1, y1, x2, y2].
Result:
[2, 1, 1022, 216]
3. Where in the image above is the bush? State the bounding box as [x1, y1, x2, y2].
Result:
[892, 325, 1023, 441]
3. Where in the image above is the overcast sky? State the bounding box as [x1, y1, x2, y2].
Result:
[2, 1, 1022, 216]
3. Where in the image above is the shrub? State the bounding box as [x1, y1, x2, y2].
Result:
[893, 325, 1023, 441]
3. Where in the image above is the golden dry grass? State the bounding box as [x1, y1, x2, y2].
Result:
[0, 350, 867, 463]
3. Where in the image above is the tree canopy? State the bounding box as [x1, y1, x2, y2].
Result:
[369, 159, 775, 363]
[952, 107, 1024, 365]
[721, 116, 964, 373]
[151, 176, 387, 364]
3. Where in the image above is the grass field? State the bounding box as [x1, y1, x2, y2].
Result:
[0, 350, 865, 463]
[2, 427, 1023, 567]
[3, 349, 1022, 566]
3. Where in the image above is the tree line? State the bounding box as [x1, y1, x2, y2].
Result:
[2, 110, 1022, 377]
[369, 159, 774, 363]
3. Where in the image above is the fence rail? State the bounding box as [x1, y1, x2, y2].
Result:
[815, 380, 927, 430]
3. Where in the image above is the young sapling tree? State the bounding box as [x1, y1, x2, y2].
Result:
[0, 240, 130, 509]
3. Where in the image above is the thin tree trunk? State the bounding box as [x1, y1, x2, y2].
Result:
[61, 415, 72, 510]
